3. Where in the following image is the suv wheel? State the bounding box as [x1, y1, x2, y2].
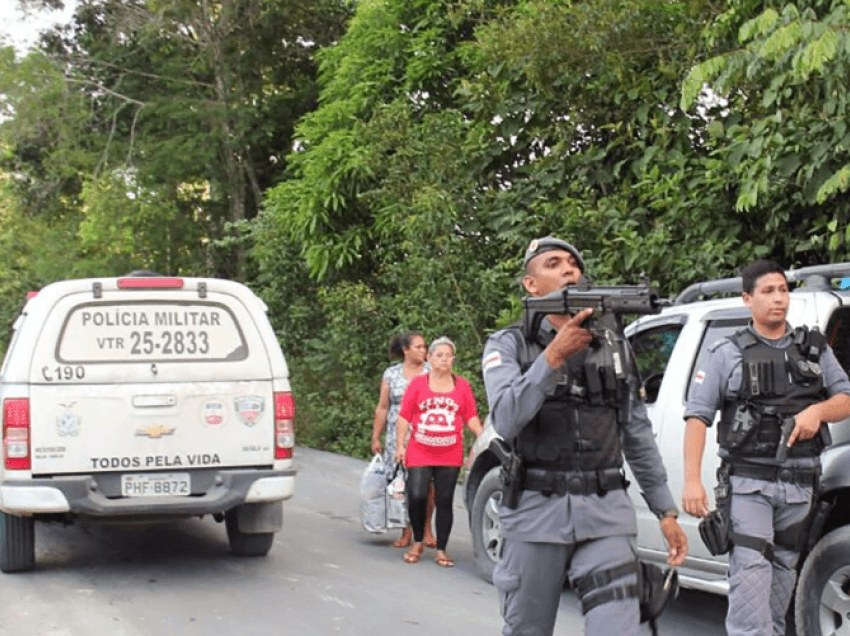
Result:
[0, 512, 35, 573]
[795, 525, 850, 636]
[471, 467, 503, 583]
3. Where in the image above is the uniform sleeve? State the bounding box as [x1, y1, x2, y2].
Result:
[398, 376, 420, 421]
[820, 345, 850, 397]
[481, 329, 558, 442]
[622, 392, 677, 516]
[683, 341, 738, 427]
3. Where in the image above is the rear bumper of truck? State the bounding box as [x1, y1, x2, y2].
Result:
[0, 468, 295, 517]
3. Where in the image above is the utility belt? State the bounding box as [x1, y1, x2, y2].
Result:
[727, 462, 818, 488]
[523, 467, 627, 497]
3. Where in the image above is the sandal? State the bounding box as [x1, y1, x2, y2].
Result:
[403, 543, 424, 564]
[393, 530, 412, 549]
[435, 551, 454, 568]
[423, 536, 437, 549]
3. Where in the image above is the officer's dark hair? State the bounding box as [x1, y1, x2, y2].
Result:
[388, 331, 422, 360]
[742, 259, 786, 294]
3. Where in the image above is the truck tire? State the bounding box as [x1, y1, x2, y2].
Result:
[225, 509, 275, 557]
[0, 512, 35, 573]
[470, 467, 503, 584]
[794, 525, 850, 636]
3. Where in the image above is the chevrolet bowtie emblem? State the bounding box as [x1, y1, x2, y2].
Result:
[135, 425, 176, 439]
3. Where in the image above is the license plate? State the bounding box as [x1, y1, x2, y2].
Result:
[121, 473, 191, 498]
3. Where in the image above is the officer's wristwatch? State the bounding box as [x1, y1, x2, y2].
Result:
[660, 507, 679, 520]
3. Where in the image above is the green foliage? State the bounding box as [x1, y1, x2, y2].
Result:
[74, 173, 207, 276]
[1, 0, 352, 281]
[680, 0, 850, 263]
[7, 0, 850, 462]
[288, 281, 394, 457]
[0, 48, 93, 218]
[256, 0, 747, 459]
[0, 176, 82, 353]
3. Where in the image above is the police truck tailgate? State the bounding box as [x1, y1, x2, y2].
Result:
[22, 279, 280, 478]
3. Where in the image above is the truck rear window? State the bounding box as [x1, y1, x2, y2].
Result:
[56, 301, 248, 363]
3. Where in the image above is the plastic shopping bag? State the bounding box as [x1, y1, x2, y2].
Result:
[360, 454, 389, 533]
[386, 465, 409, 529]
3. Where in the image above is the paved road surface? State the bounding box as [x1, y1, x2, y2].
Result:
[0, 447, 727, 635]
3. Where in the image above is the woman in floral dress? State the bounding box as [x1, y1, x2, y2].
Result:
[372, 331, 436, 548]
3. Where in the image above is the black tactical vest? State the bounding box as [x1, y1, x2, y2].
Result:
[718, 327, 828, 460]
[506, 327, 625, 472]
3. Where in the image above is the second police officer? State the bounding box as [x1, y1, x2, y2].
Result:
[682, 259, 850, 636]
[481, 236, 687, 636]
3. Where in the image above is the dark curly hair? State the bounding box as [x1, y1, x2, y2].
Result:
[388, 331, 423, 360]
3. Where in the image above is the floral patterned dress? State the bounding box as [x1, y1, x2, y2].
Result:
[381, 362, 429, 472]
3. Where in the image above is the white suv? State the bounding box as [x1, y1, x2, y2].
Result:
[0, 274, 296, 572]
[463, 263, 850, 636]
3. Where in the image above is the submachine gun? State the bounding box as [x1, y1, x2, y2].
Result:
[521, 277, 670, 406]
[521, 276, 669, 340]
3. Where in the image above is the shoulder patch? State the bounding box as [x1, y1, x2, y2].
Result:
[694, 370, 706, 384]
[482, 351, 502, 373]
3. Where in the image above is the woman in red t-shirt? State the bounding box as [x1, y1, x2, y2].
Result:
[395, 336, 482, 567]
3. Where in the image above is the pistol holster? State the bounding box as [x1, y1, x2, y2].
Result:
[698, 508, 732, 556]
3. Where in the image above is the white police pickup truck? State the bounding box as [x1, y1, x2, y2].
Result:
[464, 263, 850, 636]
[0, 274, 296, 572]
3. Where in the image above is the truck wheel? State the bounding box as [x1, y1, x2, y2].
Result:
[225, 509, 275, 557]
[471, 467, 503, 584]
[795, 525, 850, 636]
[0, 512, 35, 573]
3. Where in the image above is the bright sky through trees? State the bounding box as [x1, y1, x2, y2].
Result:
[0, 1, 77, 53]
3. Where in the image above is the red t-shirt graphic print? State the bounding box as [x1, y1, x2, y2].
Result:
[399, 374, 478, 467]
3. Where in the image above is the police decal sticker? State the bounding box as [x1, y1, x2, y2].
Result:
[235, 396, 264, 426]
[57, 410, 80, 437]
[202, 399, 227, 427]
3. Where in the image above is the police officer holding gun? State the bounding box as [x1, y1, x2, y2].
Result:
[482, 236, 687, 636]
[683, 259, 850, 636]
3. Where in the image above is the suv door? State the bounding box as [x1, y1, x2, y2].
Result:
[673, 312, 750, 562]
[626, 316, 686, 549]
[628, 309, 750, 566]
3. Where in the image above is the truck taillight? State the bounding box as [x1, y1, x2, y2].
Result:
[274, 392, 295, 459]
[3, 398, 30, 470]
